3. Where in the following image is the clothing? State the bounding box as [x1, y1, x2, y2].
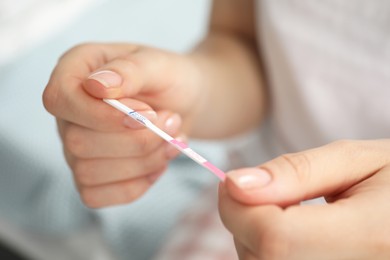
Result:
[254, 0, 390, 160]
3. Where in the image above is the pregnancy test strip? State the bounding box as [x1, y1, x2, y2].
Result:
[103, 99, 226, 181]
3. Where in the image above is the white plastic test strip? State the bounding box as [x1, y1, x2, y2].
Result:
[103, 99, 226, 181]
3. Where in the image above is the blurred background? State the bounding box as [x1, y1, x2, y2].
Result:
[0, 0, 210, 65]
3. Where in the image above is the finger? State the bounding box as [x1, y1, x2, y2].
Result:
[225, 139, 390, 206]
[71, 147, 169, 187]
[60, 117, 161, 159]
[43, 44, 156, 131]
[45, 81, 155, 131]
[78, 174, 160, 208]
[59, 111, 181, 158]
[48, 43, 141, 83]
[82, 47, 200, 120]
[83, 47, 187, 99]
[219, 183, 286, 259]
[234, 238, 258, 260]
[219, 183, 375, 260]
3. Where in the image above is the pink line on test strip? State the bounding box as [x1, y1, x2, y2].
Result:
[169, 139, 226, 182]
[103, 99, 226, 181]
[203, 162, 226, 181]
[170, 139, 188, 149]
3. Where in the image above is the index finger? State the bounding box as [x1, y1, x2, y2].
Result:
[42, 44, 151, 131]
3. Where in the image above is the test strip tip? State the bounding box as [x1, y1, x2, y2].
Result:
[203, 162, 226, 182]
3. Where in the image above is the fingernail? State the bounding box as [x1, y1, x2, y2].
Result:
[164, 113, 181, 135]
[88, 70, 122, 88]
[165, 135, 187, 159]
[123, 110, 157, 129]
[227, 168, 271, 190]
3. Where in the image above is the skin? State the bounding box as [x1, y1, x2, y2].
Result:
[43, 0, 390, 258]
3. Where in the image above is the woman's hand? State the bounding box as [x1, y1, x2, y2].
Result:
[43, 43, 202, 208]
[43, 1, 267, 209]
[219, 139, 390, 259]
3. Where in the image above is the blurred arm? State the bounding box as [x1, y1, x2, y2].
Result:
[188, 0, 266, 139]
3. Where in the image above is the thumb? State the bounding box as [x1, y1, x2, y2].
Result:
[225, 140, 390, 206]
[85, 70, 124, 98]
[83, 47, 185, 101]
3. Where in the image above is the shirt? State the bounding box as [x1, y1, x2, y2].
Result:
[255, 0, 390, 160]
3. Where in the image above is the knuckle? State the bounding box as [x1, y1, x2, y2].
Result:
[121, 180, 148, 203]
[59, 43, 103, 69]
[79, 188, 100, 208]
[44, 43, 101, 116]
[330, 139, 390, 168]
[116, 56, 138, 71]
[121, 186, 138, 204]
[58, 43, 91, 65]
[73, 160, 95, 186]
[134, 132, 152, 155]
[145, 151, 169, 172]
[329, 139, 375, 162]
[64, 43, 94, 57]
[63, 125, 88, 157]
[280, 152, 312, 184]
[330, 139, 356, 153]
[113, 56, 144, 87]
[329, 140, 366, 164]
[42, 84, 58, 115]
